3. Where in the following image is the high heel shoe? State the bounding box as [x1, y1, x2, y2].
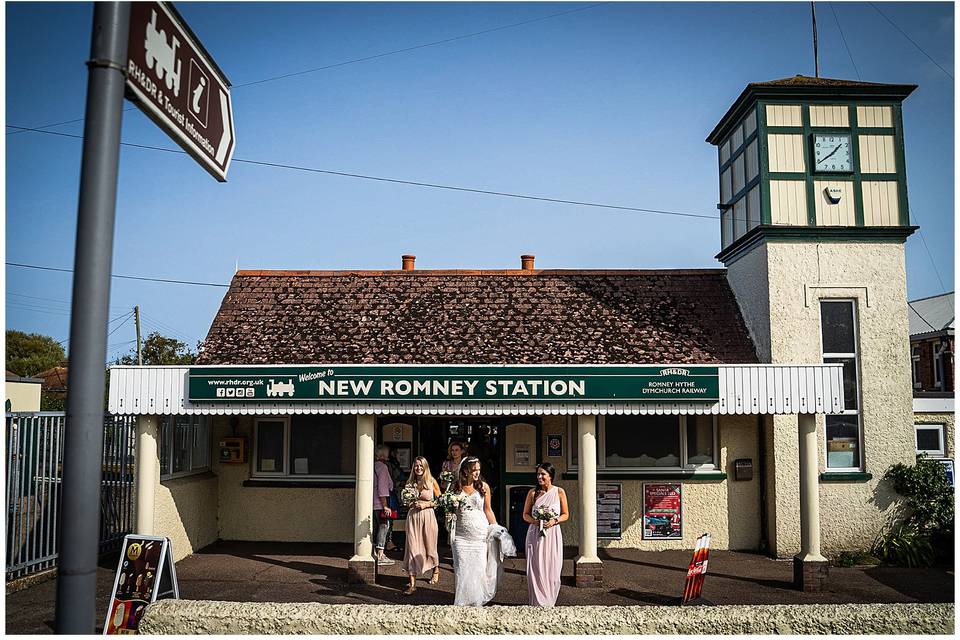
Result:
[403, 584, 417, 595]
[429, 570, 440, 584]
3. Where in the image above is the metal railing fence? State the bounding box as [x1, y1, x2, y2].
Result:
[5, 413, 137, 581]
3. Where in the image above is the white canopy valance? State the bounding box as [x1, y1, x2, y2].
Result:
[108, 364, 844, 416]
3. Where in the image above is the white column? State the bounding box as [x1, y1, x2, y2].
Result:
[135, 414, 159, 535]
[576, 414, 600, 564]
[796, 413, 826, 562]
[351, 414, 375, 562]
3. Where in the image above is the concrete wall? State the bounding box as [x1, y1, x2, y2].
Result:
[560, 415, 761, 550]
[141, 601, 954, 635]
[214, 416, 354, 542]
[155, 473, 219, 562]
[728, 240, 915, 557]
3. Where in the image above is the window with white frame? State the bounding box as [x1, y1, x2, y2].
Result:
[159, 415, 211, 480]
[915, 424, 945, 457]
[253, 415, 356, 478]
[569, 414, 717, 471]
[821, 300, 862, 470]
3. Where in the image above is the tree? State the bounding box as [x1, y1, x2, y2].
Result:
[5, 330, 66, 376]
[116, 332, 196, 365]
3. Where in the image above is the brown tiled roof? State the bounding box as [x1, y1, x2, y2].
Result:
[198, 269, 758, 365]
[751, 75, 894, 88]
[38, 366, 69, 390]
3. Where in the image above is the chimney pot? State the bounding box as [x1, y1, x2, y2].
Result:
[521, 255, 535, 270]
[401, 255, 416, 271]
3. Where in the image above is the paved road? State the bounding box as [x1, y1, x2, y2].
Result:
[6, 542, 954, 634]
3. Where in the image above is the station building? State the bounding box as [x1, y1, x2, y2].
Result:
[110, 76, 920, 590]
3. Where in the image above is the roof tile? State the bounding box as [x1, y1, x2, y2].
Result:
[198, 270, 759, 365]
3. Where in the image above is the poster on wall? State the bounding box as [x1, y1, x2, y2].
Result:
[643, 483, 682, 540]
[547, 434, 563, 457]
[597, 482, 622, 539]
[103, 535, 178, 634]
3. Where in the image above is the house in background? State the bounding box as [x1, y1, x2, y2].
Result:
[5, 371, 42, 412]
[37, 366, 69, 410]
[909, 292, 954, 461]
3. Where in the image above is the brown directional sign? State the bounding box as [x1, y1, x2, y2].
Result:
[125, 2, 235, 181]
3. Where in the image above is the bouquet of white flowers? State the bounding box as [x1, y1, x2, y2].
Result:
[532, 505, 558, 537]
[437, 490, 471, 514]
[439, 470, 455, 486]
[400, 484, 419, 508]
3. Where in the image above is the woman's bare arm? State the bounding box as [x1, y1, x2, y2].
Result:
[482, 483, 497, 524]
[521, 489, 537, 524]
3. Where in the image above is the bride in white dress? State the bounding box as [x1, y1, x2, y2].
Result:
[449, 456, 516, 606]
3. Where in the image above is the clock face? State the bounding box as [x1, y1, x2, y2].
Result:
[813, 134, 852, 172]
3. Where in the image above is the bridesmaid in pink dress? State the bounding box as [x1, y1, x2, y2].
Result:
[522, 462, 569, 606]
[402, 457, 441, 595]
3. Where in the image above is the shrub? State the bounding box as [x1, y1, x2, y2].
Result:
[874, 456, 954, 566]
[884, 456, 954, 534]
[871, 523, 935, 567]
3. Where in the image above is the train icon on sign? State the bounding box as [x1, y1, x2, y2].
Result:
[267, 379, 296, 397]
[144, 9, 182, 97]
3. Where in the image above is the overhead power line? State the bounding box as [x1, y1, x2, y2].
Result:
[106, 315, 133, 339]
[5, 123, 952, 284]
[234, 3, 608, 89]
[140, 311, 197, 344]
[7, 291, 129, 311]
[4, 125, 721, 222]
[829, 3, 861, 80]
[5, 261, 231, 288]
[6, 3, 608, 135]
[868, 2, 953, 79]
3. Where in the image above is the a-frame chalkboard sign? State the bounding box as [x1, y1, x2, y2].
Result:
[103, 535, 179, 634]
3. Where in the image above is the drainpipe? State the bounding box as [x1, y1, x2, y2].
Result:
[757, 415, 769, 554]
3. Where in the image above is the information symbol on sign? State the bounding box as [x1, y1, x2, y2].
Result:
[188, 59, 209, 128]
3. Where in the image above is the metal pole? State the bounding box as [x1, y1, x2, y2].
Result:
[811, 2, 820, 78]
[134, 305, 142, 365]
[55, 2, 129, 634]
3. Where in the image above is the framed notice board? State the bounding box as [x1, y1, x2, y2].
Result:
[597, 482, 622, 539]
[103, 535, 178, 634]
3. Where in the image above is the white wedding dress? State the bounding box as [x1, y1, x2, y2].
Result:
[451, 489, 517, 606]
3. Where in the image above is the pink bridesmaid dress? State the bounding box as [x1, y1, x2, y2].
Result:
[403, 488, 439, 578]
[525, 486, 562, 606]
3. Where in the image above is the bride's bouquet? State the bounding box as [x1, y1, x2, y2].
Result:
[400, 484, 419, 508]
[437, 490, 470, 514]
[532, 505, 558, 537]
[438, 490, 471, 537]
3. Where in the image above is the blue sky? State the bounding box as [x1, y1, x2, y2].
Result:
[5, 2, 955, 363]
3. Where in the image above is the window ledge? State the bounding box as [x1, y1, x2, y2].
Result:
[161, 469, 214, 484]
[562, 470, 727, 481]
[243, 478, 355, 488]
[819, 472, 873, 483]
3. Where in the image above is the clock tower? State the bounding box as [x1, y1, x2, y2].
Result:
[707, 75, 916, 258]
[707, 76, 919, 560]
